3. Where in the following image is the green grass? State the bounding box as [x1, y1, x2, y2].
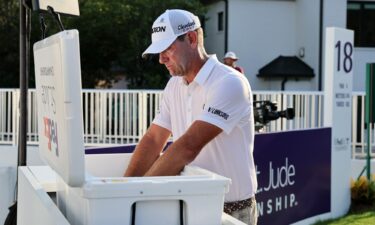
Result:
[312, 205, 375, 225]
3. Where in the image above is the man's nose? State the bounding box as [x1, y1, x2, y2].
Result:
[159, 52, 168, 64]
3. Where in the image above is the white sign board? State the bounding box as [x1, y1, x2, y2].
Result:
[32, 0, 80, 16]
[34, 30, 85, 187]
[323, 27, 353, 218]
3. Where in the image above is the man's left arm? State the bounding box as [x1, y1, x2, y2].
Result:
[144, 120, 222, 176]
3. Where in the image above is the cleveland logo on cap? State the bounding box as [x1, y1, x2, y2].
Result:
[178, 21, 195, 32]
[152, 26, 166, 33]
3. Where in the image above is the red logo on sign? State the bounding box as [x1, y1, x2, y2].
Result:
[43, 117, 59, 156]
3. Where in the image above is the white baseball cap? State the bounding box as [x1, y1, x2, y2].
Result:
[224, 51, 239, 60]
[142, 9, 201, 57]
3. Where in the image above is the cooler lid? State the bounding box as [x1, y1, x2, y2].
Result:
[34, 30, 85, 187]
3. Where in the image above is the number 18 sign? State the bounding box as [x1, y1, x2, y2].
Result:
[323, 27, 353, 143]
[323, 27, 353, 217]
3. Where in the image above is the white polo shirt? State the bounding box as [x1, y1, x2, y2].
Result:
[153, 55, 257, 202]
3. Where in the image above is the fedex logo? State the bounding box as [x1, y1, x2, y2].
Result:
[43, 117, 59, 156]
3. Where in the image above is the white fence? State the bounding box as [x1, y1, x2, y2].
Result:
[80, 89, 163, 145]
[0, 89, 373, 158]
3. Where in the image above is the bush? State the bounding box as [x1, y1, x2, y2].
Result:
[351, 175, 375, 210]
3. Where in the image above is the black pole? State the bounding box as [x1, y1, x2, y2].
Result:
[224, 0, 228, 53]
[318, 0, 324, 91]
[18, 0, 28, 167]
[4, 2, 29, 224]
[281, 77, 288, 91]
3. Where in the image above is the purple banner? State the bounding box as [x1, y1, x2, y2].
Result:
[254, 128, 331, 225]
[86, 145, 136, 154]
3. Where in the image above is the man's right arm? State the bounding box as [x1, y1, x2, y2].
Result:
[124, 123, 171, 176]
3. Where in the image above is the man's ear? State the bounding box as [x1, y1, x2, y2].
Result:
[187, 31, 198, 48]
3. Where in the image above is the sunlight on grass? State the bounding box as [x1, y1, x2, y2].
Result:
[313, 211, 375, 225]
[314, 176, 375, 225]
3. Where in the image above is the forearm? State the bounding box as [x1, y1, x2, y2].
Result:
[124, 125, 170, 176]
[144, 137, 195, 176]
[124, 139, 160, 176]
[144, 120, 221, 176]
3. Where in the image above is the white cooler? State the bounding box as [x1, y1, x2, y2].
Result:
[30, 30, 233, 225]
[59, 152, 231, 225]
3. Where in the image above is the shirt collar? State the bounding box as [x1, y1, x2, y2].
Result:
[178, 55, 218, 86]
[194, 55, 218, 86]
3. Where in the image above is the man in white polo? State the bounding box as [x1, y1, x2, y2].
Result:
[124, 9, 258, 225]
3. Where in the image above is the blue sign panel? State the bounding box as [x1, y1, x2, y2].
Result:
[254, 128, 331, 225]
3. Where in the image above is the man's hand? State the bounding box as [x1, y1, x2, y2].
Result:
[124, 124, 171, 176]
[144, 120, 222, 176]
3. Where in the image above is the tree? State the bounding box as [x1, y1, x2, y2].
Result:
[110, 0, 206, 89]
[0, 1, 20, 88]
[0, 0, 206, 89]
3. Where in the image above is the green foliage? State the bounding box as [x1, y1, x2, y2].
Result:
[312, 176, 375, 225]
[351, 176, 375, 207]
[0, 0, 206, 88]
[0, 1, 20, 87]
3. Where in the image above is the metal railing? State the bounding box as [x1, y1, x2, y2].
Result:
[80, 89, 162, 145]
[0, 88, 373, 158]
[352, 92, 375, 158]
[0, 89, 19, 145]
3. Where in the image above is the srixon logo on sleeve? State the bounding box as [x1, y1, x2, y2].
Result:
[43, 117, 59, 156]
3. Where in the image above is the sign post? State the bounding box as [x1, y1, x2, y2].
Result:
[323, 27, 353, 218]
[365, 63, 375, 180]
